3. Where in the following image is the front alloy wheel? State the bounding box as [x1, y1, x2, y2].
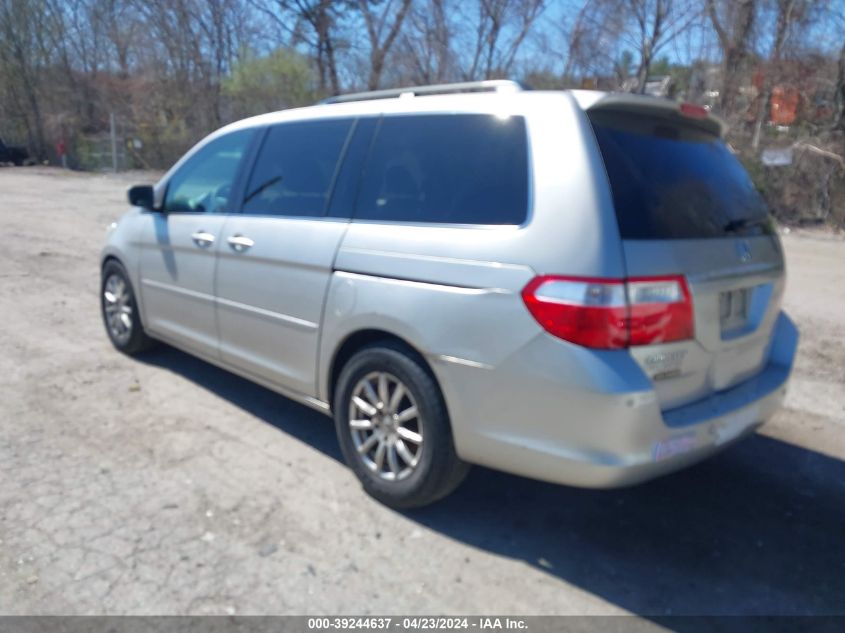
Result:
[103, 273, 134, 346]
[100, 259, 156, 355]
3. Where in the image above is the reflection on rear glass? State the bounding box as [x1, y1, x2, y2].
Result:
[592, 120, 771, 240]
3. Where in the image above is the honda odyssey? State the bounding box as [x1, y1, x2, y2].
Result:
[100, 80, 798, 508]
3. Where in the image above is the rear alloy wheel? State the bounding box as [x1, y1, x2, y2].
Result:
[334, 343, 470, 508]
[348, 371, 424, 481]
[100, 260, 156, 355]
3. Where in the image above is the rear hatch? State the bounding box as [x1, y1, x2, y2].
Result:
[587, 99, 785, 410]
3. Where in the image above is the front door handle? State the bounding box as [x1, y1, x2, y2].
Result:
[191, 230, 215, 247]
[227, 234, 254, 252]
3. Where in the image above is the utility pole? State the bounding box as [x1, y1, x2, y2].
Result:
[110, 112, 118, 172]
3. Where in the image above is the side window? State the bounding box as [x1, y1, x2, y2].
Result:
[354, 114, 529, 225]
[242, 119, 353, 217]
[164, 128, 255, 213]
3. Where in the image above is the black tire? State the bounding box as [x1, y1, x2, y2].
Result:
[100, 259, 157, 355]
[334, 341, 470, 509]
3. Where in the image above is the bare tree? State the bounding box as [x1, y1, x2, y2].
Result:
[835, 42, 845, 130]
[251, 0, 343, 95]
[461, 0, 547, 80]
[750, 0, 810, 149]
[832, 7, 845, 130]
[0, 0, 53, 157]
[627, 0, 702, 93]
[565, 0, 700, 93]
[706, 0, 757, 116]
[562, 0, 594, 81]
[358, 0, 413, 90]
[396, 0, 454, 85]
[101, 0, 139, 78]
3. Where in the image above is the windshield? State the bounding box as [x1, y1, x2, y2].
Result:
[590, 112, 773, 240]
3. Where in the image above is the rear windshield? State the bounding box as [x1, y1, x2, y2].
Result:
[590, 112, 772, 239]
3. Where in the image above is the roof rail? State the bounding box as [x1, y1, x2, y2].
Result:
[319, 80, 527, 105]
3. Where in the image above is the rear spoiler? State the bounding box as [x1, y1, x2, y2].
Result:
[573, 91, 726, 139]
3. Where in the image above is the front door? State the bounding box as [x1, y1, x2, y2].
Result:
[137, 128, 255, 357]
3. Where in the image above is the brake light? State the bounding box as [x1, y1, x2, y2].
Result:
[521, 275, 693, 349]
[679, 102, 709, 118]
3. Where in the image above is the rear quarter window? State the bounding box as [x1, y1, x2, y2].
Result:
[590, 112, 772, 239]
[353, 114, 529, 225]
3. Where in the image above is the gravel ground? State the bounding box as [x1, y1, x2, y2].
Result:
[1, 167, 844, 617]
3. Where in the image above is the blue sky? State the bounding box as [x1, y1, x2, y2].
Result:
[513, 0, 844, 76]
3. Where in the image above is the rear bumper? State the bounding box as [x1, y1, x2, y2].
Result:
[433, 311, 798, 488]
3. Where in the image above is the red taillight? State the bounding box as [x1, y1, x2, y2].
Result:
[679, 102, 709, 118]
[521, 275, 694, 349]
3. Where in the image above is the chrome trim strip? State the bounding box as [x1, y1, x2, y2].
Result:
[339, 246, 527, 272]
[688, 262, 783, 283]
[432, 354, 494, 370]
[141, 278, 216, 304]
[215, 296, 319, 330]
[141, 278, 318, 331]
[333, 270, 509, 295]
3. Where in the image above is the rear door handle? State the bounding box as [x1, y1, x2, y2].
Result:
[227, 235, 254, 252]
[191, 231, 215, 247]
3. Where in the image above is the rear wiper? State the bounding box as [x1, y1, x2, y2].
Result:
[723, 217, 769, 233]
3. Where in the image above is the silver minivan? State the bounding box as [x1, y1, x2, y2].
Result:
[101, 81, 798, 508]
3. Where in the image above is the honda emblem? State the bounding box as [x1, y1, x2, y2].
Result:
[737, 240, 752, 263]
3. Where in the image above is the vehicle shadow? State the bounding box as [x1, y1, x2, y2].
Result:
[414, 440, 845, 617]
[139, 345, 344, 462]
[141, 345, 845, 617]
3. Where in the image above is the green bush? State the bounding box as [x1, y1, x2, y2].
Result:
[223, 49, 318, 120]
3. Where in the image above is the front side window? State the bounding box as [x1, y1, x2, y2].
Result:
[164, 128, 255, 213]
[354, 114, 529, 225]
[242, 119, 353, 217]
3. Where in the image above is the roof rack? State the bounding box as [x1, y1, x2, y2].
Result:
[319, 80, 527, 105]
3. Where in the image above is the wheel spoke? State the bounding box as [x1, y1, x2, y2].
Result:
[395, 439, 416, 466]
[396, 426, 422, 444]
[377, 373, 389, 407]
[352, 396, 376, 417]
[387, 383, 405, 414]
[349, 418, 374, 430]
[120, 313, 132, 329]
[395, 405, 418, 424]
[362, 381, 380, 407]
[387, 445, 400, 476]
[373, 440, 386, 471]
[357, 433, 379, 454]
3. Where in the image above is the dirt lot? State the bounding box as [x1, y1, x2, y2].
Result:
[1, 167, 844, 618]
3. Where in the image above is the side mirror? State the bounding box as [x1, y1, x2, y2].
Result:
[128, 184, 156, 210]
